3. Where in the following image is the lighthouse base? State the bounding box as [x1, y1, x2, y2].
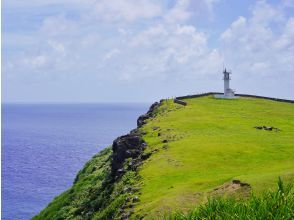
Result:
[214, 94, 238, 99]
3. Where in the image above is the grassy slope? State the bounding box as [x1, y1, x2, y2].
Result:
[134, 96, 294, 218]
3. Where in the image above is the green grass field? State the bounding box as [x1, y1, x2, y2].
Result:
[133, 95, 294, 218]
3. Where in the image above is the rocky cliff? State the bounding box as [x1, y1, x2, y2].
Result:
[33, 101, 161, 220]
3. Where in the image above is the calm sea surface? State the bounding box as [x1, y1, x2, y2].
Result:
[2, 103, 149, 220]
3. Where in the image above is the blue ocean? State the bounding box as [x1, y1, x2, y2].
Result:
[2, 103, 149, 220]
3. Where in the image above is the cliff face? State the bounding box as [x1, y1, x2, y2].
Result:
[137, 102, 160, 127]
[33, 102, 161, 220]
[110, 101, 160, 182]
[111, 134, 146, 178]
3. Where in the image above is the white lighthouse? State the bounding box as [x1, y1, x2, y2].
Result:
[223, 69, 235, 98]
[215, 68, 236, 99]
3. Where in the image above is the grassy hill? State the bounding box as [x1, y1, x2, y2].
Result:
[134, 95, 294, 218]
[34, 95, 294, 219]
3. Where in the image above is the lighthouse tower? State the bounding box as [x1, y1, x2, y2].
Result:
[223, 69, 234, 97]
[214, 68, 236, 99]
[215, 68, 236, 99]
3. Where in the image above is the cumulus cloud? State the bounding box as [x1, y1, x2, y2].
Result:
[2, 0, 294, 102]
[4, 0, 220, 81]
[220, 1, 294, 76]
[219, 0, 294, 97]
[164, 0, 192, 24]
[164, 0, 219, 23]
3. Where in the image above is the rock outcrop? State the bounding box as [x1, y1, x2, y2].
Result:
[137, 102, 160, 127]
[111, 133, 146, 179]
[112, 100, 161, 180]
[254, 126, 281, 131]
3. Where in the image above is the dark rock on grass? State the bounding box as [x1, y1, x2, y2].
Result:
[127, 204, 133, 208]
[112, 134, 145, 178]
[137, 102, 160, 127]
[158, 132, 161, 137]
[162, 145, 169, 150]
[141, 142, 147, 149]
[121, 212, 129, 220]
[152, 126, 160, 130]
[162, 139, 168, 143]
[117, 168, 125, 172]
[137, 115, 149, 127]
[124, 188, 132, 194]
[141, 152, 152, 160]
[263, 126, 273, 131]
[232, 179, 250, 187]
[127, 159, 142, 171]
[254, 125, 280, 131]
[131, 187, 140, 192]
[132, 196, 139, 202]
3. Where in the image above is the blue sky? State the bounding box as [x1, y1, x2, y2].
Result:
[2, 0, 294, 103]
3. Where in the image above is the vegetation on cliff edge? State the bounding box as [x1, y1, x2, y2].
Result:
[33, 147, 140, 219]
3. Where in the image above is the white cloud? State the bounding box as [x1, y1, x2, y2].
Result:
[104, 49, 121, 60]
[131, 25, 169, 47]
[3, 0, 294, 102]
[22, 55, 48, 69]
[220, 16, 247, 41]
[251, 0, 285, 25]
[93, 0, 162, 22]
[115, 23, 221, 82]
[189, 0, 219, 19]
[274, 17, 294, 49]
[164, 0, 219, 23]
[164, 0, 191, 24]
[220, 0, 294, 96]
[48, 40, 66, 56]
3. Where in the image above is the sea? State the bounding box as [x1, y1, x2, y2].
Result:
[2, 103, 149, 220]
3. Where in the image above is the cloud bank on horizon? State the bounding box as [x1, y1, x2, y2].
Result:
[2, 0, 294, 102]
